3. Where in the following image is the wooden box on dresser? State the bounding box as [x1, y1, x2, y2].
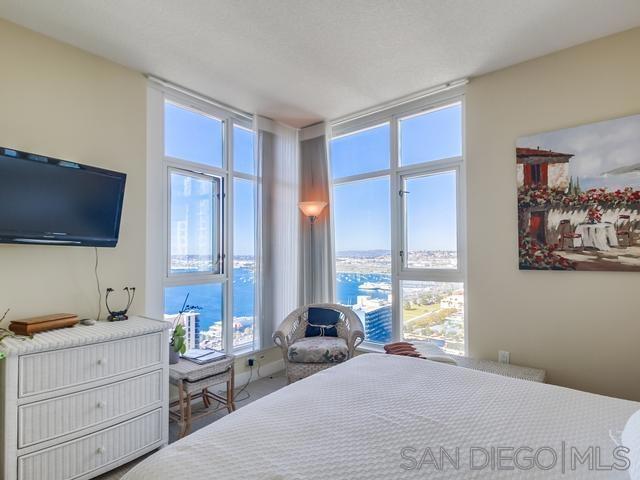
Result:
[0, 316, 170, 480]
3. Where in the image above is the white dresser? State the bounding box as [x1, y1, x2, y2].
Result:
[0, 316, 170, 480]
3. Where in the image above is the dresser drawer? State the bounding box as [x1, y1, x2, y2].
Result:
[19, 332, 163, 397]
[18, 370, 163, 448]
[18, 409, 162, 480]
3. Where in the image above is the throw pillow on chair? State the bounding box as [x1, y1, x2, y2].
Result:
[304, 307, 340, 337]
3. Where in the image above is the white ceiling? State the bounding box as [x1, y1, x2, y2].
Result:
[2, 0, 639, 127]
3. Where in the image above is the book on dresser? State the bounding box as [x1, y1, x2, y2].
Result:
[0, 316, 170, 480]
[8, 313, 79, 336]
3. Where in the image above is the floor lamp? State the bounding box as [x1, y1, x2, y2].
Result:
[299, 201, 327, 303]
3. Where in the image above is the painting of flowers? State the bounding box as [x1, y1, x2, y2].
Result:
[517, 114, 640, 271]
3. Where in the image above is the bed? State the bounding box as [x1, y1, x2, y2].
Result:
[123, 354, 639, 479]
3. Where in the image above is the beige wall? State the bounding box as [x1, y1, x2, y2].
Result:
[466, 27, 640, 401]
[0, 20, 147, 323]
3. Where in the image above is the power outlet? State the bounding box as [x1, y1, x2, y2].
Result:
[498, 350, 510, 364]
[247, 358, 255, 367]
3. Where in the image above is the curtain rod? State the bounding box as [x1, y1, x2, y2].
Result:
[146, 74, 254, 121]
[330, 78, 468, 127]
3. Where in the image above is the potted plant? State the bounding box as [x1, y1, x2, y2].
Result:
[170, 323, 186, 364]
[169, 295, 202, 365]
[0, 309, 28, 360]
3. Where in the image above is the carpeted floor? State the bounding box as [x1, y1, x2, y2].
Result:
[95, 370, 287, 479]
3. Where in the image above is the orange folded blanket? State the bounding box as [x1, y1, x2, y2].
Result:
[384, 341, 425, 358]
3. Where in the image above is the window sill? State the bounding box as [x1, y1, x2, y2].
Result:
[356, 342, 468, 357]
[232, 345, 260, 358]
[232, 344, 277, 359]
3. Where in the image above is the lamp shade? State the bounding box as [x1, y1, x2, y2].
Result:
[298, 201, 327, 218]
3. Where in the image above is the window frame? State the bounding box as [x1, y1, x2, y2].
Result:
[160, 90, 259, 354]
[330, 89, 467, 353]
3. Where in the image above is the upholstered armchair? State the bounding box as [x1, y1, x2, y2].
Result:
[273, 303, 365, 383]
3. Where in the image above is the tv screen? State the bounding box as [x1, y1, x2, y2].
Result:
[0, 147, 126, 247]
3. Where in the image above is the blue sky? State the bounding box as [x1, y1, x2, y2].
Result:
[334, 177, 390, 252]
[233, 126, 256, 256]
[406, 171, 457, 251]
[165, 102, 223, 167]
[233, 177, 256, 256]
[332, 104, 461, 253]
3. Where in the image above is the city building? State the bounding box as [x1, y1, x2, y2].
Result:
[352, 295, 392, 344]
[164, 311, 201, 350]
[183, 312, 201, 350]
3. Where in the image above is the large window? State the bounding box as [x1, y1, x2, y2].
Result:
[331, 96, 465, 354]
[162, 98, 258, 353]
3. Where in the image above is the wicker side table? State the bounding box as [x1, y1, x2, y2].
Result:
[169, 355, 236, 439]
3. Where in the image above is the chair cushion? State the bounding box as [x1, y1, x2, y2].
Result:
[288, 337, 348, 364]
[304, 307, 340, 337]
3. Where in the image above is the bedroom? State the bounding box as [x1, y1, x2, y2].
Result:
[0, 1, 639, 479]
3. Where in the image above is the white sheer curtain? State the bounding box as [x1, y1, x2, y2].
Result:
[299, 124, 335, 305]
[256, 116, 300, 346]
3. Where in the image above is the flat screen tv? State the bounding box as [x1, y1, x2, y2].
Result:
[0, 147, 126, 247]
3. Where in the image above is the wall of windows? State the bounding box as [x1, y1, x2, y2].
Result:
[160, 94, 258, 354]
[330, 93, 466, 354]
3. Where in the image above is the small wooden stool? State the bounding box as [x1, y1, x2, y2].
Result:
[169, 355, 236, 438]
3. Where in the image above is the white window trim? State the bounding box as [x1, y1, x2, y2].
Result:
[146, 82, 260, 354]
[330, 87, 468, 354]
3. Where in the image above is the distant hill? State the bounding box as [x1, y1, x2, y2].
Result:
[336, 250, 391, 258]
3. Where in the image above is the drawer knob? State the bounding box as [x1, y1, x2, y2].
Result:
[96, 446, 106, 454]
[97, 358, 107, 366]
[96, 401, 107, 409]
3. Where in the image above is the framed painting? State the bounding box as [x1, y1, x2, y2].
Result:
[517, 114, 640, 271]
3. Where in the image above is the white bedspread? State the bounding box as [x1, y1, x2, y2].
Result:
[124, 354, 639, 479]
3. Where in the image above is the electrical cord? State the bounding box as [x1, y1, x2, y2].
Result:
[216, 365, 252, 404]
[202, 362, 286, 417]
[94, 247, 102, 321]
[233, 365, 253, 402]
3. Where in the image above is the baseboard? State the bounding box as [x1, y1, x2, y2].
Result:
[234, 358, 284, 388]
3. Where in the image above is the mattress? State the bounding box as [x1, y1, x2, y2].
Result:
[124, 354, 640, 479]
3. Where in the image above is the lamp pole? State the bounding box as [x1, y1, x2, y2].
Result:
[298, 201, 327, 304]
[309, 215, 316, 302]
